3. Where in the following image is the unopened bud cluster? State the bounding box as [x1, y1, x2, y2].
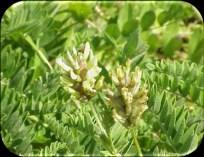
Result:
[56, 42, 104, 100]
[107, 60, 148, 127]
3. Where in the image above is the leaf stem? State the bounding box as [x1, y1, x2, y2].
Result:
[131, 128, 143, 157]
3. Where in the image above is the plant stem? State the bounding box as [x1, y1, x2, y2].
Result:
[24, 34, 53, 71]
[131, 128, 143, 157]
[89, 101, 116, 155]
[90, 101, 107, 137]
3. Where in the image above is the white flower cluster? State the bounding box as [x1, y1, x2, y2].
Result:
[56, 42, 104, 100]
[107, 60, 148, 127]
[56, 43, 148, 126]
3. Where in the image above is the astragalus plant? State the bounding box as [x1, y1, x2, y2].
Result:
[1, 1, 203, 156]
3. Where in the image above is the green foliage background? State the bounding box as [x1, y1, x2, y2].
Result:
[1, 1, 203, 156]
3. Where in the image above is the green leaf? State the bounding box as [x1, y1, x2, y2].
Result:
[68, 3, 93, 21]
[105, 24, 120, 39]
[131, 52, 146, 68]
[188, 134, 199, 154]
[189, 86, 200, 101]
[145, 63, 155, 71]
[163, 36, 182, 57]
[146, 33, 160, 52]
[122, 30, 139, 59]
[33, 129, 50, 144]
[121, 140, 133, 155]
[122, 19, 138, 36]
[175, 110, 187, 132]
[173, 119, 185, 146]
[198, 90, 204, 106]
[141, 11, 156, 31]
[111, 123, 127, 148]
[158, 11, 168, 25]
[153, 91, 164, 114]
[117, 4, 132, 31]
[188, 28, 203, 56]
[179, 124, 197, 154]
[190, 38, 204, 62]
[160, 99, 168, 123]
[86, 139, 96, 154]
[168, 4, 183, 20]
[167, 109, 176, 137]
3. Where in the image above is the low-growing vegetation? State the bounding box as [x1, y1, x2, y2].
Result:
[1, 1, 203, 156]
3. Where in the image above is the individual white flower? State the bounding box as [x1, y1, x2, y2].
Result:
[56, 58, 72, 72]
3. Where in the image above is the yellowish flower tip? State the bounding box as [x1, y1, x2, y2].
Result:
[56, 42, 103, 100]
[110, 60, 148, 127]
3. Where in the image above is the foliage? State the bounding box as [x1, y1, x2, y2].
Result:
[1, 1, 203, 156]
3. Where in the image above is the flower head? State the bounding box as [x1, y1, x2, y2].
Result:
[56, 42, 103, 101]
[107, 60, 148, 127]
